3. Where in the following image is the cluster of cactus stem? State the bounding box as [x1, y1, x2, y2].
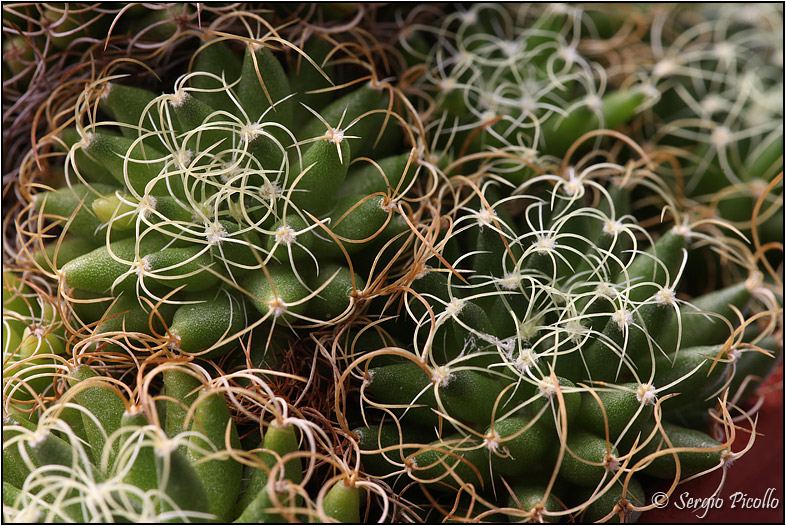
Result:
[3, 3, 783, 524]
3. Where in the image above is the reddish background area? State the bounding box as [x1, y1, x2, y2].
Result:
[641, 363, 784, 524]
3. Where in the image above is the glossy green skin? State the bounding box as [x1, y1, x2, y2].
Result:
[117, 411, 157, 492]
[186, 389, 243, 523]
[366, 362, 440, 426]
[653, 345, 727, 401]
[659, 282, 752, 355]
[162, 368, 202, 441]
[322, 480, 361, 523]
[539, 90, 645, 157]
[190, 40, 243, 115]
[68, 365, 127, 469]
[487, 416, 549, 477]
[33, 236, 99, 273]
[297, 82, 387, 156]
[95, 292, 176, 335]
[577, 384, 653, 442]
[245, 264, 311, 323]
[171, 91, 233, 153]
[59, 127, 117, 185]
[169, 291, 246, 359]
[505, 485, 562, 523]
[638, 423, 723, 479]
[527, 376, 582, 431]
[144, 246, 221, 292]
[4, 328, 60, 404]
[411, 437, 490, 491]
[62, 234, 166, 294]
[236, 45, 294, 127]
[288, 137, 350, 216]
[353, 423, 431, 479]
[312, 194, 389, 259]
[100, 83, 158, 138]
[233, 483, 296, 523]
[579, 477, 645, 524]
[34, 183, 120, 239]
[237, 422, 302, 514]
[558, 432, 619, 487]
[306, 264, 364, 321]
[337, 152, 417, 199]
[81, 132, 175, 197]
[155, 446, 210, 520]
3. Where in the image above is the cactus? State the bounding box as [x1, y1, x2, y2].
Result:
[2, 362, 374, 523]
[3, 4, 783, 524]
[22, 32, 420, 361]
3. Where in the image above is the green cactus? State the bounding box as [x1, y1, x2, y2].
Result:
[27, 33, 419, 363]
[3, 4, 783, 525]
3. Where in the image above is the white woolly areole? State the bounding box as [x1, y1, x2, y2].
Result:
[701, 94, 727, 115]
[240, 123, 264, 144]
[475, 208, 497, 227]
[483, 429, 501, 452]
[640, 82, 660, 100]
[267, 297, 288, 318]
[168, 328, 182, 349]
[672, 223, 692, 240]
[537, 376, 558, 399]
[414, 266, 430, 280]
[749, 178, 768, 200]
[636, 383, 657, 405]
[500, 39, 521, 58]
[154, 436, 178, 456]
[596, 282, 617, 298]
[654, 287, 677, 306]
[480, 109, 497, 122]
[563, 171, 584, 196]
[260, 181, 283, 200]
[443, 297, 465, 318]
[275, 225, 297, 246]
[169, 89, 190, 107]
[603, 219, 625, 236]
[710, 125, 733, 148]
[565, 318, 586, 343]
[137, 195, 157, 219]
[520, 96, 537, 114]
[29, 428, 51, 448]
[612, 309, 633, 329]
[431, 365, 454, 387]
[379, 197, 399, 213]
[720, 448, 736, 468]
[533, 234, 557, 254]
[440, 77, 457, 93]
[604, 454, 621, 473]
[713, 42, 736, 62]
[174, 149, 193, 169]
[100, 82, 114, 100]
[460, 9, 478, 25]
[515, 348, 538, 373]
[584, 93, 602, 111]
[205, 221, 228, 245]
[324, 127, 345, 145]
[727, 346, 742, 363]
[652, 58, 676, 78]
[137, 256, 152, 277]
[78, 131, 95, 149]
[500, 272, 521, 290]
